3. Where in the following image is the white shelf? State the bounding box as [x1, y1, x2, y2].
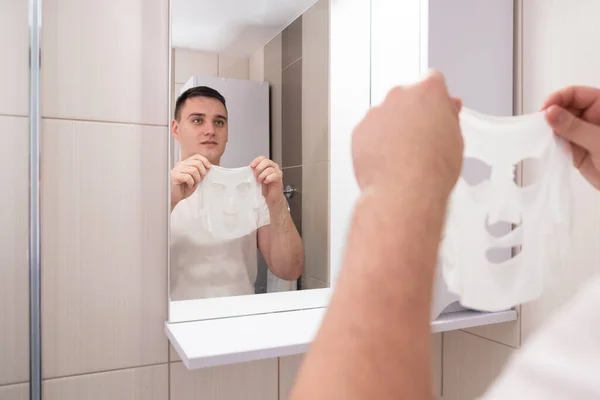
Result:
[165, 307, 518, 370]
[166, 308, 325, 370]
[169, 288, 331, 323]
[431, 309, 517, 333]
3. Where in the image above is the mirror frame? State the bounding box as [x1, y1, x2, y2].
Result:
[166, 0, 370, 323]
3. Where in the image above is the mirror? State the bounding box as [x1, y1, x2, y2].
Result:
[168, 0, 330, 321]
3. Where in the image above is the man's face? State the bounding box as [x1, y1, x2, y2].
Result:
[172, 96, 228, 164]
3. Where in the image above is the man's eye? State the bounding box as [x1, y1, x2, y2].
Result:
[192, 118, 202, 124]
[215, 120, 225, 127]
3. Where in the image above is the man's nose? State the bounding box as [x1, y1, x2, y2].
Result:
[202, 126, 215, 136]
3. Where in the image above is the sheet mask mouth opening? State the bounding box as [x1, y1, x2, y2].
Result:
[486, 245, 523, 263]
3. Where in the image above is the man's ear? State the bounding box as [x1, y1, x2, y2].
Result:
[171, 119, 179, 140]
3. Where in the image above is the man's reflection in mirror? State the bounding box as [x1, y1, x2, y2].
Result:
[170, 86, 304, 300]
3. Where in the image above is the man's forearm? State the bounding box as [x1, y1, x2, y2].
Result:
[290, 185, 447, 400]
[267, 196, 304, 280]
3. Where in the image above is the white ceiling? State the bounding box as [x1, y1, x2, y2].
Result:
[171, 0, 319, 57]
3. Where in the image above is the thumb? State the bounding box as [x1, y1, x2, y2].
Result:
[546, 105, 600, 152]
[451, 97, 463, 114]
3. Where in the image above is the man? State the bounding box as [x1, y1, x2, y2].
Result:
[289, 73, 600, 399]
[170, 86, 303, 300]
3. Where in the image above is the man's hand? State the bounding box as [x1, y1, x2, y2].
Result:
[351, 70, 463, 200]
[290, 71, 463, 400]
[171, 154, 212, 210]
[542, 86, 600, 190]
[250, 156, 284, 206]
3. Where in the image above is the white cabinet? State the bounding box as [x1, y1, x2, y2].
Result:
[331, 0, 517, 320]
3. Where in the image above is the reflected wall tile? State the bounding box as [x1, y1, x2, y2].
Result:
[264, 35, 283, 166]
[249, 47, 265, 82]
[43, 364, 168, 400]
[0, 383, 29, 400]
[301, 276, 327, 290]
[170, 360, 277, 400]
[218, 56, 249, 80]
[174, 49, 219, 84]
[281, 61, 302, 168]
[463, 317, 521, 349]
[431, 333, 442, 397]
[302, 0, 330, 165]
[0, 116, 30, 385]
[282, 17, 303, 69]
[41, 120, 168, 378]
[442, 331, 514, 400]
[282, 166, 302, 235]
[42, 0, 169, 125]
[279, 355, 304, 400]
[302, 162, 329, 283]
[0, 0, 29, 116]
[172, 83, 184, 120]
[173, 83, 184, 100]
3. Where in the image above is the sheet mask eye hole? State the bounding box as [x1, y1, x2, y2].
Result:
[520, 157, 544, 187]
[210, 183, 226, 194]
[461, 157, 492, 185]
[236, 182, 251, 196]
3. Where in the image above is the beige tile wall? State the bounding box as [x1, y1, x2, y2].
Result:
[37, 0, 172, 396]
[173, 49, 218, 84]
[300, 0, 330, 288]
[43, 364, 168, 400]
[277, 336, 443, 400]
[262, 0, 330, 292]
[218, 55, 250, 80]
[249, 47, 265, 83]
[0, 0, 30, 390]
[442, 1, 600, 397]
[442, 331, 514, 400]
[431, 333, 442, 397]
[0, 118, 30, 388]
[0, 0, 29, 117]
[172, 49, 249, 86]
[279, 355, 304, 400]
[264, 35, 283, 167]
[42, 0, 169, 125]
[170, 360, 278, 400]
[41, 120, 168, 379]
[171, 48, 249, 121]
[0, 383, 29, 400]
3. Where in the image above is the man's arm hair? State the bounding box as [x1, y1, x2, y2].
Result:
[290, 185, 446, 399]
[258, 196, 304, 281]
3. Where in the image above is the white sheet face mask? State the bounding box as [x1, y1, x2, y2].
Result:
[441, 108, 573, 311]
[199, 166, 264, 240]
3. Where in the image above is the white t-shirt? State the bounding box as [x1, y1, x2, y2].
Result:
[481, 275, 600, 399]
[170, 186, 271, 301]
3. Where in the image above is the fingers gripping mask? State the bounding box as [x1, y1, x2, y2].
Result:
[441, 108, 573, 311]
[199, 166, 265, 240]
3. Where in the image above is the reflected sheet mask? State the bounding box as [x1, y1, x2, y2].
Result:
[441, 108, 573, 311]
[199, 166, 265, 240]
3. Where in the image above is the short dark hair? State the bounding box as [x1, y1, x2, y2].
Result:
[174, 86, 227, 121]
